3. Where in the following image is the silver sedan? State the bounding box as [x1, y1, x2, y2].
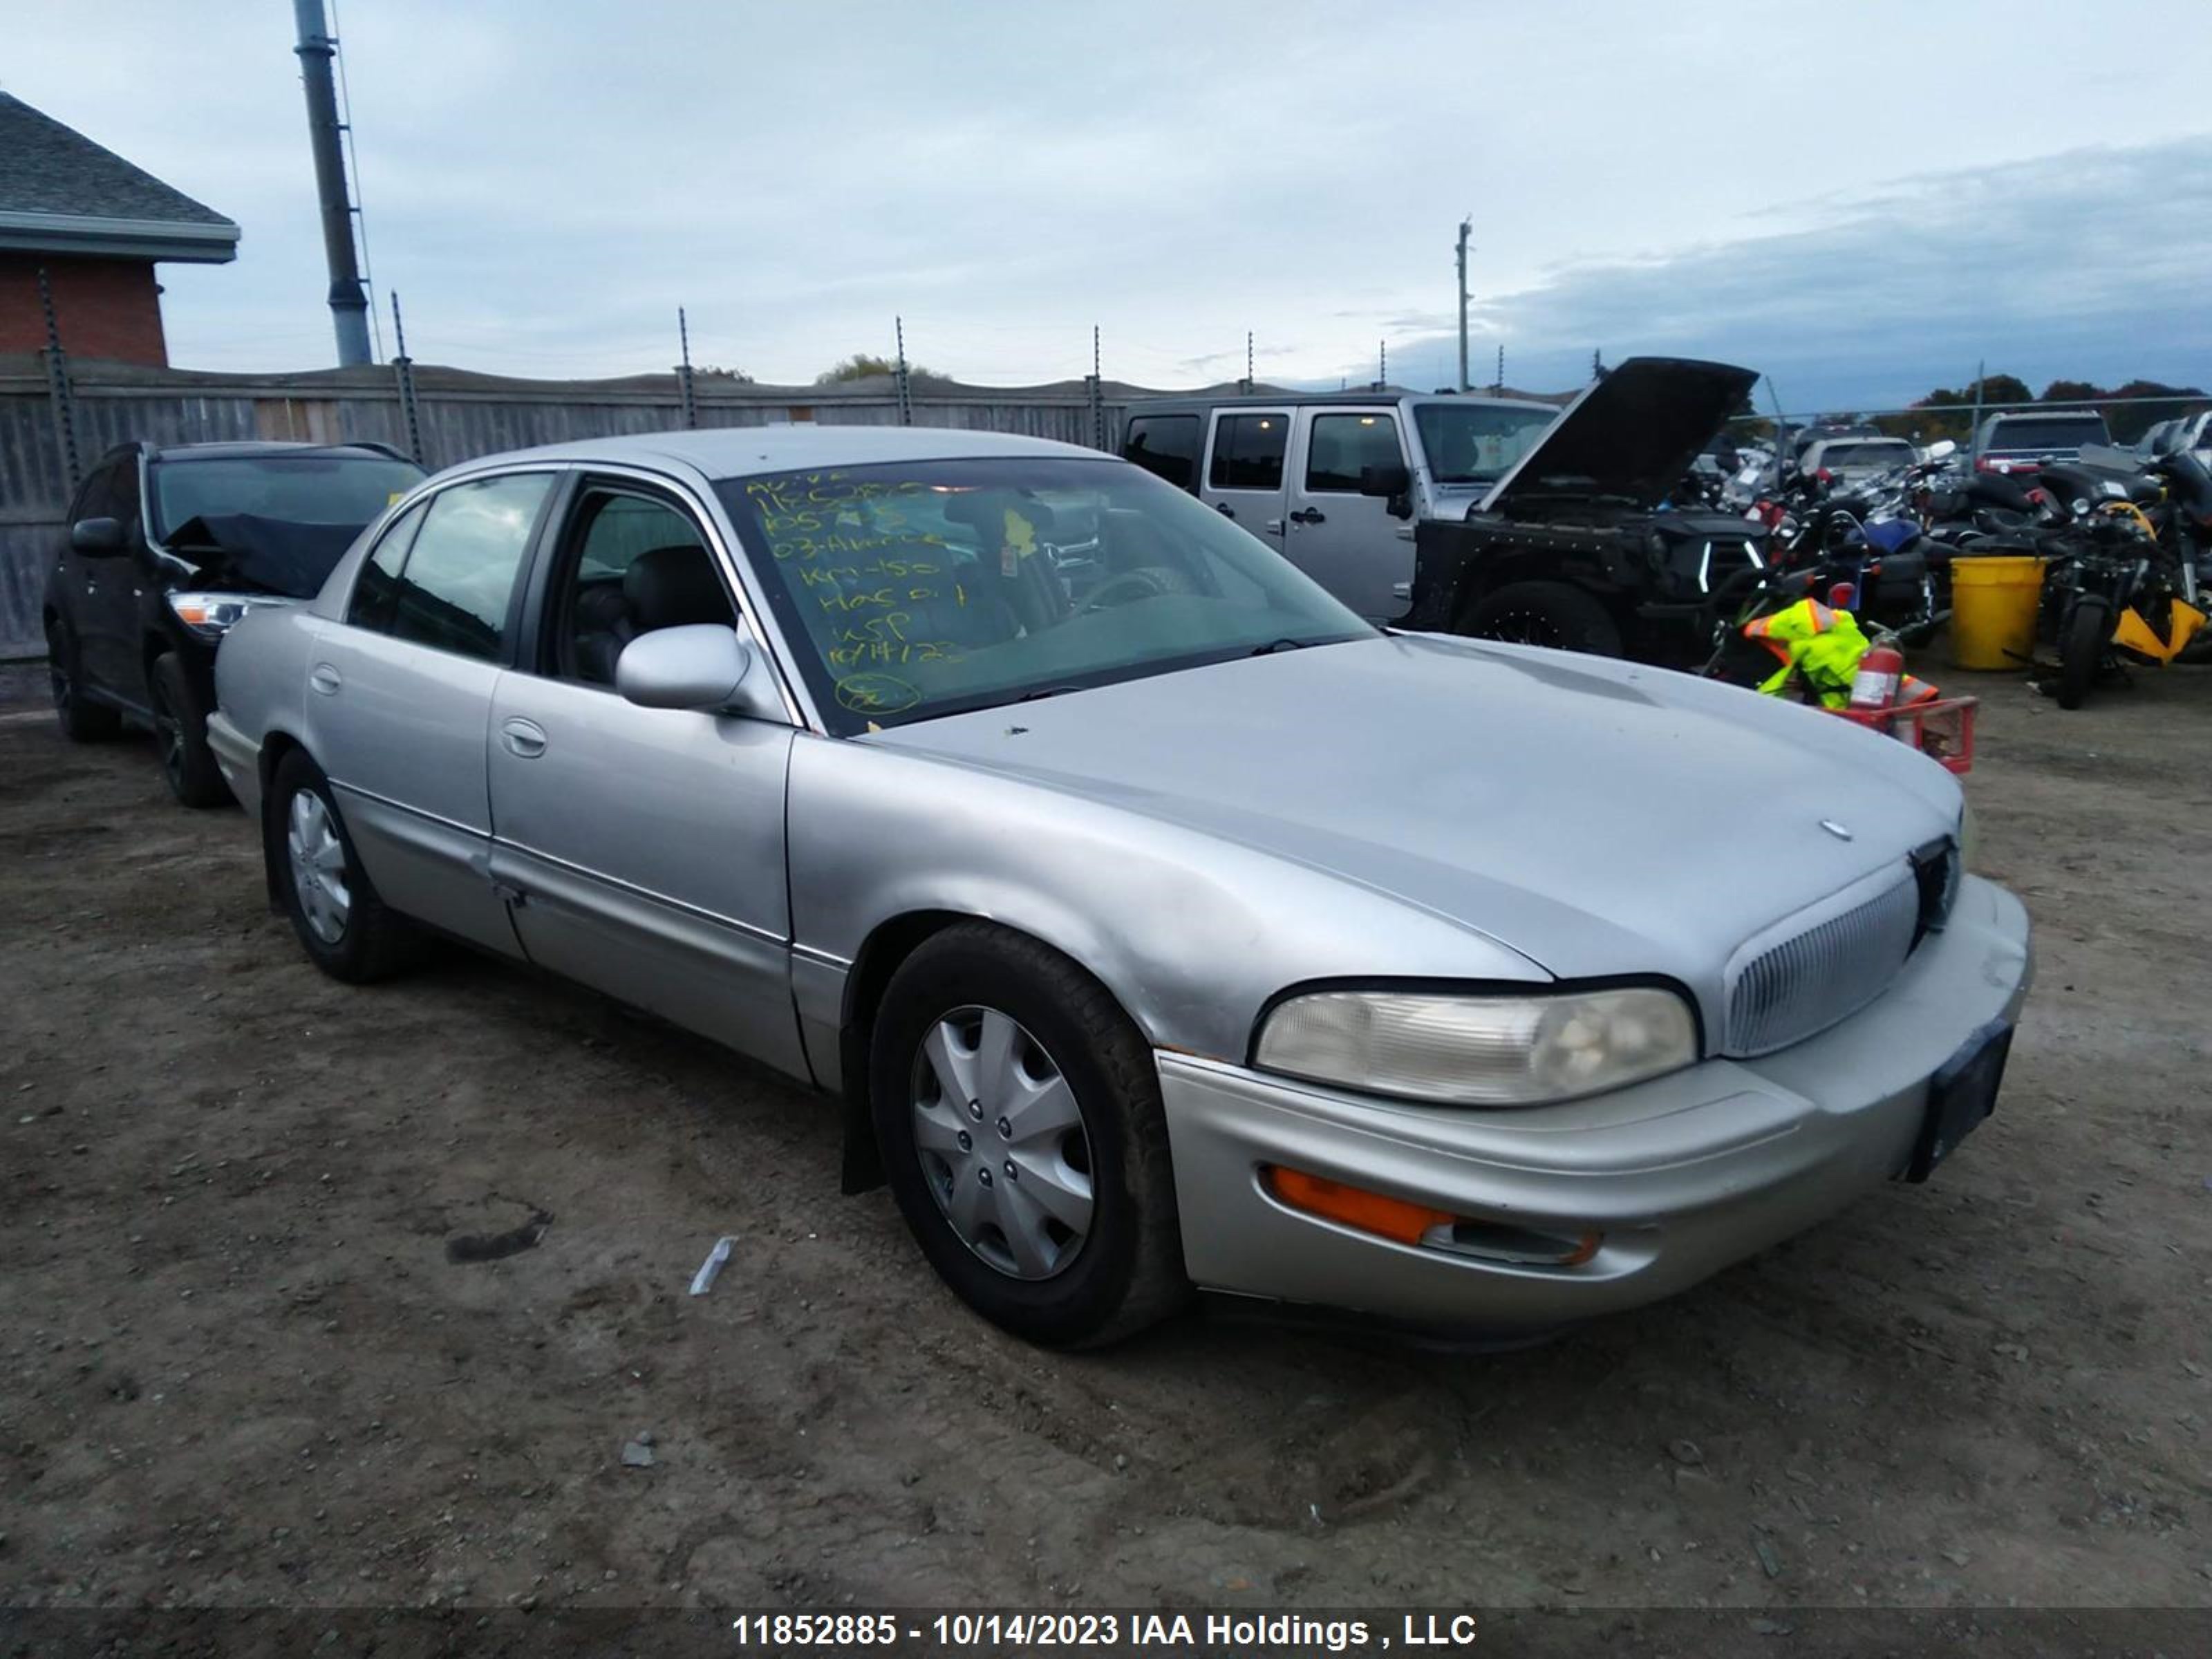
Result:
[208, 428, 2032, 1347]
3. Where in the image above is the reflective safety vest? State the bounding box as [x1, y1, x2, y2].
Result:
[1741, 599, 1939, 709]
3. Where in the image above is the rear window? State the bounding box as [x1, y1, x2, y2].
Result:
[1122, 415, 1200, 492]
[151, 453, 424, 540]
[1986, 415, 2109, 453]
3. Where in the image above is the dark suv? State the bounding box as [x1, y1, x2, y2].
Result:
[44, 440, 424, 805]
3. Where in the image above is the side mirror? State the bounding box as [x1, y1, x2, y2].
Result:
[1358, 462, 1412, 499]
[71, 516, 127, 555]
[616, 623, 774, 716]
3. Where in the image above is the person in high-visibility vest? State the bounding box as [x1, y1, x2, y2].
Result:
[1741, 597, 1939, 709]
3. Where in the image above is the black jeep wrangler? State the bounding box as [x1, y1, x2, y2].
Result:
[1401, 356, 1765, 668]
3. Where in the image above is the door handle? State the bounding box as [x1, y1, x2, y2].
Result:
[500, 717, 547, 759]
[309, 664, 341, 695]
[1215, 503, 1236, 519]
[1263, 518, 1285, 535]
[1289, 507, 1327, 526]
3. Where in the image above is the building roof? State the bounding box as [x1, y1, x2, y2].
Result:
[0, 92, 238, 263]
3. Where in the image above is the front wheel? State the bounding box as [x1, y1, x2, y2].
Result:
[2056, 598, 2109, 711]
[149, 653, 232, 808]
[869, 923, 1188, 1347]
[1463, 581, 1624, 656]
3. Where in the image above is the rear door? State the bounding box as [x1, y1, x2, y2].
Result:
[305, 467, 557, 955]
[1283, 406, 1414, 620]
[485, 475, 806, 1079]
[1197, 409, 1291, 547]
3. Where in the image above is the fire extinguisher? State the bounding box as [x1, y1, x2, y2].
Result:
[1850, 639, 1904, 712]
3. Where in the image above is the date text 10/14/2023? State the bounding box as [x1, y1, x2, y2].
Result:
[727, 1611, 1481, 1651]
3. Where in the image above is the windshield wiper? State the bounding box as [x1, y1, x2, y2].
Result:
[1015, 684, 1087, 702]
[1248, 637, 1309, 656]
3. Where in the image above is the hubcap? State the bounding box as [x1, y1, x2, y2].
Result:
[910, 1006, 1094, 1281]
[286, 789, 352, 946]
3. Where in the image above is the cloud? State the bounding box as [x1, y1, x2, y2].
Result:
[1367, 139, 2212, 410]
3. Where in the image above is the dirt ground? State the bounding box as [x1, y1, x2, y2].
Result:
[2, 657, 2209, 1635]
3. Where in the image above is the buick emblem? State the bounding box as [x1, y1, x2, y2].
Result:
[1819, 819, 1853, 842]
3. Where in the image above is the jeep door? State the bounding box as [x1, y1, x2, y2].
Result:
[1196, 409, 1291, 548]
[1282, 408, 1414, 621]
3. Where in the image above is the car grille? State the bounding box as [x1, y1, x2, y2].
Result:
[1723, 868, 1925, 1057]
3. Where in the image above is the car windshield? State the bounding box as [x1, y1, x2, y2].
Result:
[1986, 416, 2108, 453]
[151, 454, 424, 540]
[1412, 402, 1559, 483]
[718, 457, 1374, 734]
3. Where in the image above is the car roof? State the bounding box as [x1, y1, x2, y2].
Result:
[1123, 391, 1558, 415]
[451, 425, 1111, 482]
[134, 440, 415, 465]
[1983, 410, 2105, 427]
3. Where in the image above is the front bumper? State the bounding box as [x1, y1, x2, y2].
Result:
[1160, 874, 2032, 1335]
[205, 710, 262, 818]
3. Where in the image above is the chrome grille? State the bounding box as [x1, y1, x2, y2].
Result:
[1724, 871, 1922, 1056]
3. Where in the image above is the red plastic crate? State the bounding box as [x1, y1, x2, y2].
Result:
[1828, 695, 1978, 774]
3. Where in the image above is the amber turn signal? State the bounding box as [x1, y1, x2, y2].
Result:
[1264, 1165, 1456, 1246]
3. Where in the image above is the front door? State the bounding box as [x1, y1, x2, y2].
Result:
[304, 469, 556, 956]
[1283, 407, 1414, 621]
[485, 479, 807, 1082]
[1197, 409, 1291, 550]
[73, 456, 142, 697]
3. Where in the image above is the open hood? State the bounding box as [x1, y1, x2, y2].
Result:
[1479, 356, 1759, 515]
[162, 513, 368, 599]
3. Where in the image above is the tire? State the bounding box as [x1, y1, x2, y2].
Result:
[46, 617, 122, 742]
[149, 653, 232, 808]
[2056, 598, 2108, 711]
[1464, 581, 1625, 656]
[270, 750, 427, 982]
[869, 923, 1188, 1347]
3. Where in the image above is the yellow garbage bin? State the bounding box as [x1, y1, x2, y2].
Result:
[1949, 555, 2044, 671]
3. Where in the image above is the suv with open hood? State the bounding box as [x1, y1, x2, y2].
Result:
[1402, 356, 1765, 664]
[44, 440, 425, 805]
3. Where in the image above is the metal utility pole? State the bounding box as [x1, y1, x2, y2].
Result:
[676, 307, 698, 429]
[389, 291, 424, 465]
[1493, 344, 1505, 395]
[1374, 340, 1387, 391]
[1086, 325, 1105, 451]
[1455, 216, 1471, 393]
[37, 267, 81, 491]
[893, 316, 912, 427]
[293, 0, 372, 366]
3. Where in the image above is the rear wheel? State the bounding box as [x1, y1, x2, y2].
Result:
[47, 617, 121, 742]
[1465, 581, 1624, 656]
[869, 923, 1187, 1347]
[149, 653, 232, 808]
[2056, 598, 2108, 711]
[270, 751, 427, 982]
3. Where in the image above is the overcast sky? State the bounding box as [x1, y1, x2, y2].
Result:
[10, 0, 2211, 409]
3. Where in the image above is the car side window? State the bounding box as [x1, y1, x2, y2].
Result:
[109, 456, 143, 538]
[347, 498, 429, 633]
[548, 487, 729, 687]
[1123, 415, 1200, 492]
[381, 474, 554, 662]
[1305, 413, 1402, 493]
[1208, 413, 1289, 490]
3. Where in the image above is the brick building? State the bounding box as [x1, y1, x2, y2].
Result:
[0, 92, 238, 366]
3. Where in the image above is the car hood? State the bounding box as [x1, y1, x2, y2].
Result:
[867, 633, 1960, 998]
[1479, 356, 1759, 516]
[162, 513, 370, 599]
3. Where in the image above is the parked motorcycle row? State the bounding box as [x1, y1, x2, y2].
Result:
[1689, 431, 2212, 711]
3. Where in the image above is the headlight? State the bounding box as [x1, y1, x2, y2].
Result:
[167, 591, 296, 641]
[1252, 985, 1698, 1107]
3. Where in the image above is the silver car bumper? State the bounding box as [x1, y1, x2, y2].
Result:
[205, 711, 262, 818]
[1161, 874, 2032, 1335]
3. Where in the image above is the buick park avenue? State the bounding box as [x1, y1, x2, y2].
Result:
[207, 428, 2032, 1347]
